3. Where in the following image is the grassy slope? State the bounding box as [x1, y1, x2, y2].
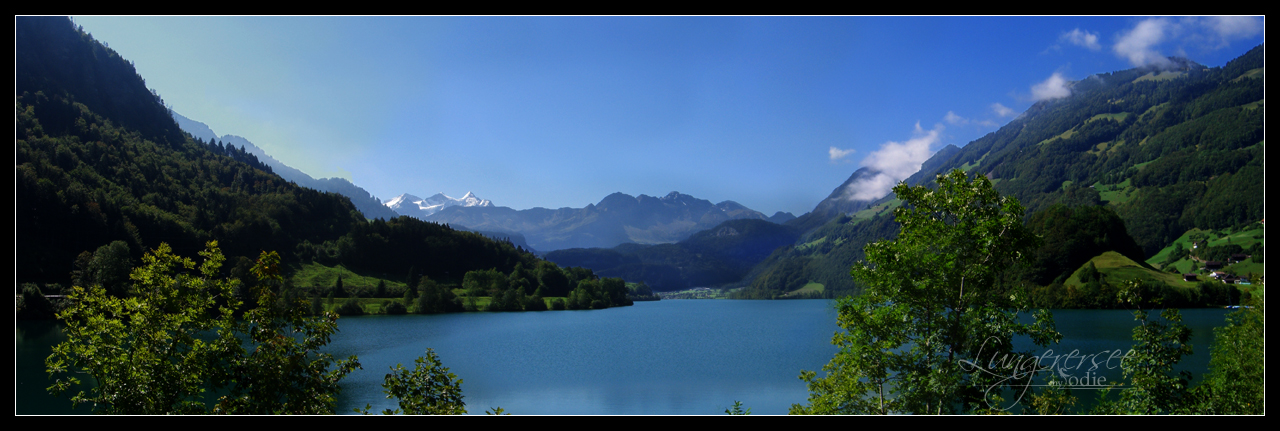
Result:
[1146, 226, 1265, 274]
[1065, 251, 1199, 291]
[785, 282, 825, 297]
[290, 262, 408, 290]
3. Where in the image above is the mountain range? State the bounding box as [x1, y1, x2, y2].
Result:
[23, 15, 1259, 301]
[384, 192, 493, 219]
[174, 111, 796, 254]
[425, 191, 794, 251]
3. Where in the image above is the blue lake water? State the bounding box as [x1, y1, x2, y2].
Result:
[16, 300, 1231, 415]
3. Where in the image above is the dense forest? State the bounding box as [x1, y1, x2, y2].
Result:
[16, 16, 628, 315]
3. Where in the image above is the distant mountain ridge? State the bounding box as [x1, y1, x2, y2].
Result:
[426, 191, 780, 251]
[545, 218, 802, 291]
[173, 112, 401, 221]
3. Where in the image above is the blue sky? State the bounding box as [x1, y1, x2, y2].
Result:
[71, 16, 1263, 216]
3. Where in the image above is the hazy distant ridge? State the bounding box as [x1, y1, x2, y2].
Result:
[173, 112, 401, 221]
[426, 191, 781, 251]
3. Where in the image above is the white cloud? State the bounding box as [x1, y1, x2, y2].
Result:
[1204, 16, 1263, 47]
[1031, 73, 1072, 101]
[843, 122, 942, 201]
[1110, 17, 1263, 67]
[1060, 28, 1101, 51]
[991, 102, 1015, 117]
[944, 111, 968, 125]
[1113, 18, 1174, 68]
[828, 146, 856, 163]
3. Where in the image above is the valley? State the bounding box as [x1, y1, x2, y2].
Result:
[16, 16, 1263, 415]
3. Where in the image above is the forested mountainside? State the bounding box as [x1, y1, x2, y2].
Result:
[739, 45, 1264, 299]
[173, 112, 403, 222]
[545, 218, 801, 291]
[15, 16, 554, 289]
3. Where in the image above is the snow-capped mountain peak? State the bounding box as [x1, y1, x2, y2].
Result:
[384, 191, 492, 219]
[384, 193, 423, 210]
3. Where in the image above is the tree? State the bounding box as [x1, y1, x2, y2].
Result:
[1192, 292, 1264, 414]
[333, 275, 347, 298]
[360, 348, 467, 415]
[792, 169, 1059, 415]
[82, 240, 133, 297]
[46, 242, 363, 414]
[47, 241, 246, 414]
[725, 400, 752, 415]
[213, 249, 362, 414]
[1090, 281, 1195, 414]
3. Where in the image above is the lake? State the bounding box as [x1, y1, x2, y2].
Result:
[16, 300, 1231, 415]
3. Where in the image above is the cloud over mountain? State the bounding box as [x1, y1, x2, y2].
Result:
[991, 103, 1016, 117]
[1112, 17, 1263, 68]
[843, 122, 942, 201]
[1031, 72, 1072, 101]
[1114, 18, 1173, 68]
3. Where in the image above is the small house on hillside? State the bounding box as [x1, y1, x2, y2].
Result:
[1205, 261, 1223, 270]
[1231, 254, 1249, 263]
[1183, 273, 1198, 282]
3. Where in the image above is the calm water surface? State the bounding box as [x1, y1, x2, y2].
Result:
[327, 299, 842, 415]
[17, 301, 1230, 415]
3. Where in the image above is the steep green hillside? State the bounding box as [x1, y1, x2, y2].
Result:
[15, 17, 568, 295]
[545, 218, 801, 291]
[1148, 222, 1264, 276]
[744, 46, 1264, 300]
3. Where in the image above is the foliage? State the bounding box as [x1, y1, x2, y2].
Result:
[336, 297, 366, 316]
[627, 281, 661, 301]
[214, 249, 362, 414]
[45, 242, 362, 414]
[360, 349, 467, 415]
[75, 241, 135, 297]
[792, 170, 1059, 414]
[46, 241, 243, 413]
[17, 283, 58, 320]
[725, 400, 752, 415]
[1090, 281, 1195, 414]
[1189, 292, 1264, 414]
[310, 292, 324, 316]
[416, 276, 462, 314]
[1020, 204, 1145, 285]
[332, 275, 347, 297]
[383, 299, 408, 315]
[1021, 375, 1077, 415]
